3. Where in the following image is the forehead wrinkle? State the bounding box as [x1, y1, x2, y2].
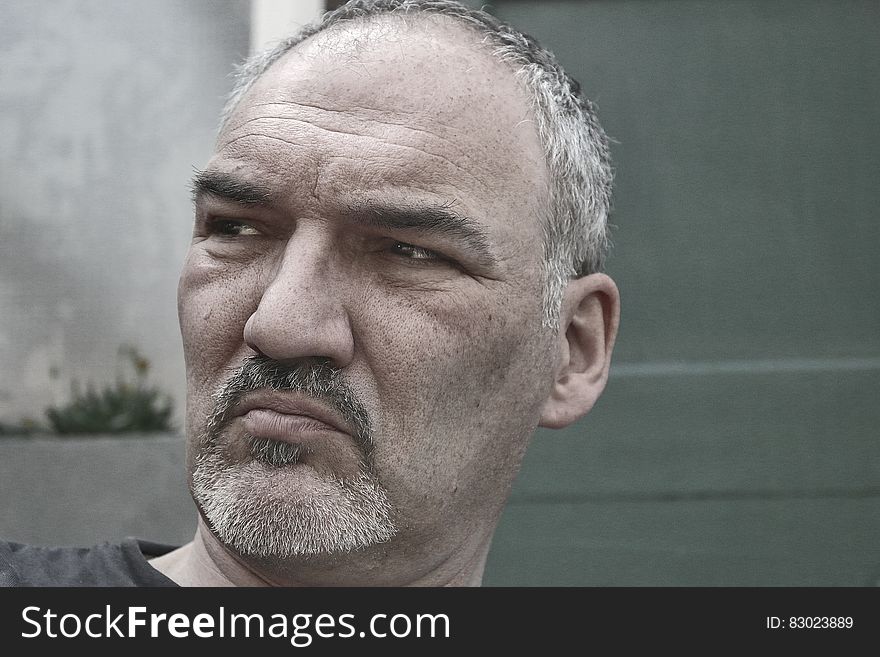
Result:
[244, 99, 470, 153]
[220, 129, 489, 194]
[219, 108, 492, 193]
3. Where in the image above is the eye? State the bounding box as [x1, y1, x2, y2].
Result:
[390, 242, 442, 261]
[207, 218, 261, 237]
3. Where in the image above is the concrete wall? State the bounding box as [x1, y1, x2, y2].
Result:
[0, 435, 193, 547]
[0, 0, 250, 430]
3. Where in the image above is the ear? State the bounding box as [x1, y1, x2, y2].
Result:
[538, 273, 620, 429]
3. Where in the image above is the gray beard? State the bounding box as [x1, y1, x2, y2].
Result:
[191, 444, 396, 558]
[249, 435, 304, 466]
[190, 356, 396, 558]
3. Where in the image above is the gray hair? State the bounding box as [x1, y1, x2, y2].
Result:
[220, 0, 613, 326]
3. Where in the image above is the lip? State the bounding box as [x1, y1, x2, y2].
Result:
[230, 390, 352, 437]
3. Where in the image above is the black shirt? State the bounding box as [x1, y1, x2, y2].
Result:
[0, 538, 179, 586]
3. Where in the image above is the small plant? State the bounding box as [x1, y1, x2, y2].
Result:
[44, 346, 174, 434]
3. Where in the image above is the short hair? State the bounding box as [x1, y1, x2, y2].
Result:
[220, 0, 613, 326]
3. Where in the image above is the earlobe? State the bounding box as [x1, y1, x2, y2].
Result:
[538, 273, 620, 429]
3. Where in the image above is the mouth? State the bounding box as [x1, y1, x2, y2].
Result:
[230, 390, 353, 444]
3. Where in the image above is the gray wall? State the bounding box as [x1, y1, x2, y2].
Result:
[481, 0, 880, 585]
[0, 435, 194, 547]
[0, 0, 250, 429]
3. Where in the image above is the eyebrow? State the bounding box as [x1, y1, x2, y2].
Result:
[190, 169, 497, 267]
[347, 200, 498, 267]
[190, 169, 273, 205]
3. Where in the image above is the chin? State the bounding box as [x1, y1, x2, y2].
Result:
[191, 447, 397, 558]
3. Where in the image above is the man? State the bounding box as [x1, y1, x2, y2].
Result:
[2, 0, 618, 586]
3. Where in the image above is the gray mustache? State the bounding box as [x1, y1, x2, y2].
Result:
[205, 356, 373, 453]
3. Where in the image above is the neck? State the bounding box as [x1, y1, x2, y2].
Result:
[149, 518, 490, 586]
[149, 522, 268, 586]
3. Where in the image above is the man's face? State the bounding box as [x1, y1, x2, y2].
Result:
[178, 18, 557, 581]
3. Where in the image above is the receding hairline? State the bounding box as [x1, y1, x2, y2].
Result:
[221, 11, 539, 133]
[296, 11, 486, 56]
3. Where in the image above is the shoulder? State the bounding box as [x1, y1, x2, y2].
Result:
[0, 538, 179, 587]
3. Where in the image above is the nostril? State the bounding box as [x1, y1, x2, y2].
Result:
[242, 312, 261, 353]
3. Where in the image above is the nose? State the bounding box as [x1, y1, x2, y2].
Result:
[243, 232, 355, 368]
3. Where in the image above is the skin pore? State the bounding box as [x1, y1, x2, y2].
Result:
[150, 15, 619, 587]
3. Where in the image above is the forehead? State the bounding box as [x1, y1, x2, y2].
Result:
[215, 16, 548, 256]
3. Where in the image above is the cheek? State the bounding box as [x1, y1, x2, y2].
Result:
[360, 285, 551, 496]
[366, 278, 548, 404]
[178, 250, 263, 415]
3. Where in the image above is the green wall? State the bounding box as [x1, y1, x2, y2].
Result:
[480, 0, 880, 585]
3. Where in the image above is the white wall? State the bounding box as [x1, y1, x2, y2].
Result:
[251, 0, 324, 53]
[0, 1, 251, 430]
